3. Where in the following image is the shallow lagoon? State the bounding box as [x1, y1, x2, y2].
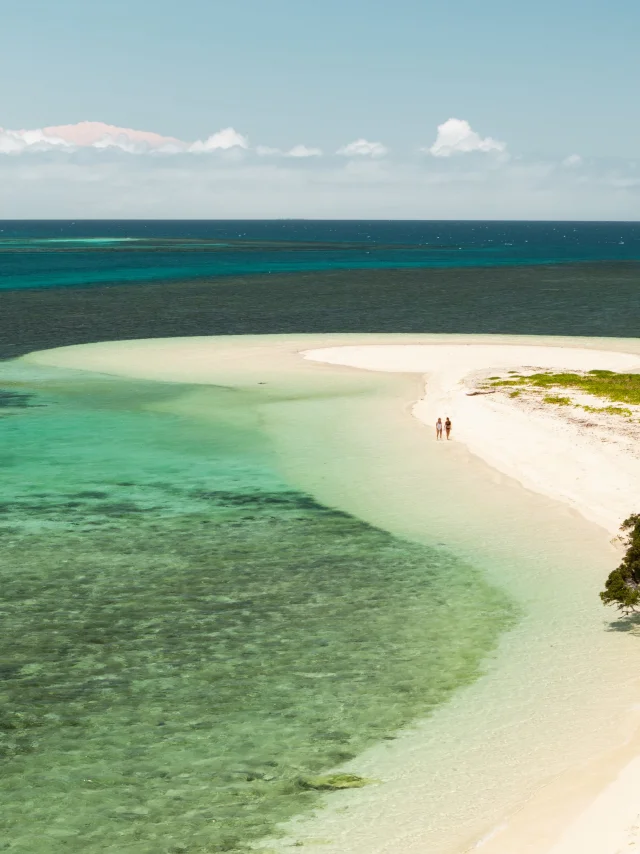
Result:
[0, 365, 513, 853]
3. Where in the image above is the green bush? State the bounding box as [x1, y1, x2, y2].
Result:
[601, 515, 640, 613]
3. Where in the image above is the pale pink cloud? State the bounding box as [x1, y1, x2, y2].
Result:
[43, 121, 181, 149]
[0, 121, 251, 154]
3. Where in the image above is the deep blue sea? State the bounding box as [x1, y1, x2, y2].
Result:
[1, 220, 640, 290]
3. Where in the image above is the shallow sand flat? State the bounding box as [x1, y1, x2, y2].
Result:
[25, 334, 640, 854]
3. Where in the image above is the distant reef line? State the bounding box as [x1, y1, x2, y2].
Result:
[2, 261, 640, 360]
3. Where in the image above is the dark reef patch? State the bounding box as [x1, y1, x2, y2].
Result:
[1, 263, 640, 360]
[0, 389, 40, 408]
[0, 460, 514, 852]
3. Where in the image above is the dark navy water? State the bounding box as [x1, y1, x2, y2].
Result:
[1, 220, 639, 291]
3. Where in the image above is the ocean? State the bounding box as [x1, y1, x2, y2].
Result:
[1, 220, 640, 359]
[1, 220, 640, 291]
[1, 222, 640, 852]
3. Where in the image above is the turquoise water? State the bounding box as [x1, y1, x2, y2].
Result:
[1, 220, 640, 290]
[0, 371, 514, 853]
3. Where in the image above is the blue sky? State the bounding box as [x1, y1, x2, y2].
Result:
[1, 0, 639, 217]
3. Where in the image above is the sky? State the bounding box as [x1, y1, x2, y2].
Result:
[1, 0, 639, 219]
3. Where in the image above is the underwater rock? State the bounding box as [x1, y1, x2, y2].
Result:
[297, 773, 371, 791]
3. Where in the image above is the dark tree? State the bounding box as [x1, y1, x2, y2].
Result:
[601, 514, 640, 613]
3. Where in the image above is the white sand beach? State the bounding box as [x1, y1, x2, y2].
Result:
[303, 343, 640, 536]
[25, 334, 640, 854]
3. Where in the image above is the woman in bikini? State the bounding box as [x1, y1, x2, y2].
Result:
[445, 417, 452, 440]
[436, 418, 443, 440]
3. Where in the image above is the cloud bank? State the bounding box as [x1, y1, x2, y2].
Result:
[2, 150, 638, 220]
[1, 119, 508, 161]
[256, 144, 323, 157]
[0, 118, 636, 219]
[0, 121, 183, 154]
[0, 121, 251, 155]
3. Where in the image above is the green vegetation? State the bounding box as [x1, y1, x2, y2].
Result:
[491, 370, 640, 406]
[601, 515, 640, 613]
[543, 394, 572, 405]
[489, 379, 522, 387]
[582, 404, 633, 417]
[509, 391, 521, 398]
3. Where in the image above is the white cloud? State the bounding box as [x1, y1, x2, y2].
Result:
[256, 144, 322, 157]
[286, 144, 322, 158]
[562, 154, 583, 168]
[0, 121, 253, 155]
[0, 127, 73, 154]
[337, 139, 388, 157]
[426, 118, 506, 157]
[188, 127, 249, 153]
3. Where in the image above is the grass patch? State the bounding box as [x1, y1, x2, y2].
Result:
[581, 404, 633, 417]
[543, 395, 572, 405]
[491, 370, 640, 407]
[527, 370, 640, 404]
[509, 391, 521, 398]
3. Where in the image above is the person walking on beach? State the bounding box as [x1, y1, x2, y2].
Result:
[436, 418, 443, 440]
[445, 417, 452, 440]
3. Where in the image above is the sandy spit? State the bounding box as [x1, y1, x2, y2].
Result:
[303, 343, 640, 536]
